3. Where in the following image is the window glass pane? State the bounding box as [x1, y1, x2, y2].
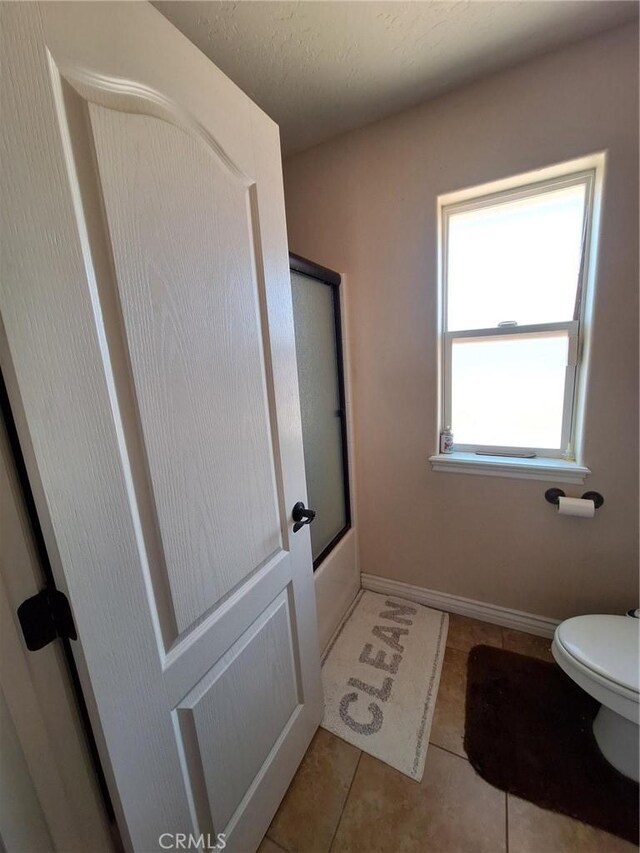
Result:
[447, 184, 586, 331]
[451, 331, 569, 448]
[291, 270, 348, 562]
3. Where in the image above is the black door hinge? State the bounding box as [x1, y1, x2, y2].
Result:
[17, 588, 77, 651]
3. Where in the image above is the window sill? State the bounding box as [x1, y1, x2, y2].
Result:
[428, 452, 590, 484]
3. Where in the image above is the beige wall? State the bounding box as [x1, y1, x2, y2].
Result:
[284, 23, 639, 620]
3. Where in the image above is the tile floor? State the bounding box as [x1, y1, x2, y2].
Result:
[259, 614, 637, 853]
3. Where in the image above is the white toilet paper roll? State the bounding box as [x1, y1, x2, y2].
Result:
[557, 496, 595, 518]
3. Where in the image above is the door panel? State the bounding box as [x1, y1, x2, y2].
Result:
[176, 591, 299, 831]
[89, 102, 283, 638]
[0, 4, 322, 851]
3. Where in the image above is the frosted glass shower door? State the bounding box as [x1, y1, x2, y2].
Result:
[291, 259, 350, 567]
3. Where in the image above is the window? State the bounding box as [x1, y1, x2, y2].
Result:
[433, 157, 603, 481]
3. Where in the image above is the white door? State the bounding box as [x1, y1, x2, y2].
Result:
[0, 4, 322, 852]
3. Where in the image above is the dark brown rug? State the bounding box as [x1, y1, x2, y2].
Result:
[465, 645, 639, 845]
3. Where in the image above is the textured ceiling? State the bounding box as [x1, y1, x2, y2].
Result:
[155, 1, 638, 154]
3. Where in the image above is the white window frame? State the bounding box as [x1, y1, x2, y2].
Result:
[432, 156, 604, 482]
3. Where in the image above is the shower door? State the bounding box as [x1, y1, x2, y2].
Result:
[290, 254, 351, 568]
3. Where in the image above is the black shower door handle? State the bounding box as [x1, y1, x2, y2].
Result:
[292, 501, 316, 533]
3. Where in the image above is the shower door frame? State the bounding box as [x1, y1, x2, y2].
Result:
[289, 253, 351, 570]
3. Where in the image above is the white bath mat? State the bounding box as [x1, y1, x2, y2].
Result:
[321, 589, 448, 782]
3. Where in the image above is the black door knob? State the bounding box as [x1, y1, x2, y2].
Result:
[292, 501, 316, 533]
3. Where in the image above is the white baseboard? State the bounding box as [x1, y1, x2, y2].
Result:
[360, 573, 560, 638]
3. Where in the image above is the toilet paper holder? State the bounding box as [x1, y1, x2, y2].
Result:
[544, 488, 604, 509]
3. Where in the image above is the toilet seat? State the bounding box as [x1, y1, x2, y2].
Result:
[552, 615, 639, 724]
[555, 615, 639, 693]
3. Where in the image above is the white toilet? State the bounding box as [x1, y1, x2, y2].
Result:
[552, 614, 640, 782]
